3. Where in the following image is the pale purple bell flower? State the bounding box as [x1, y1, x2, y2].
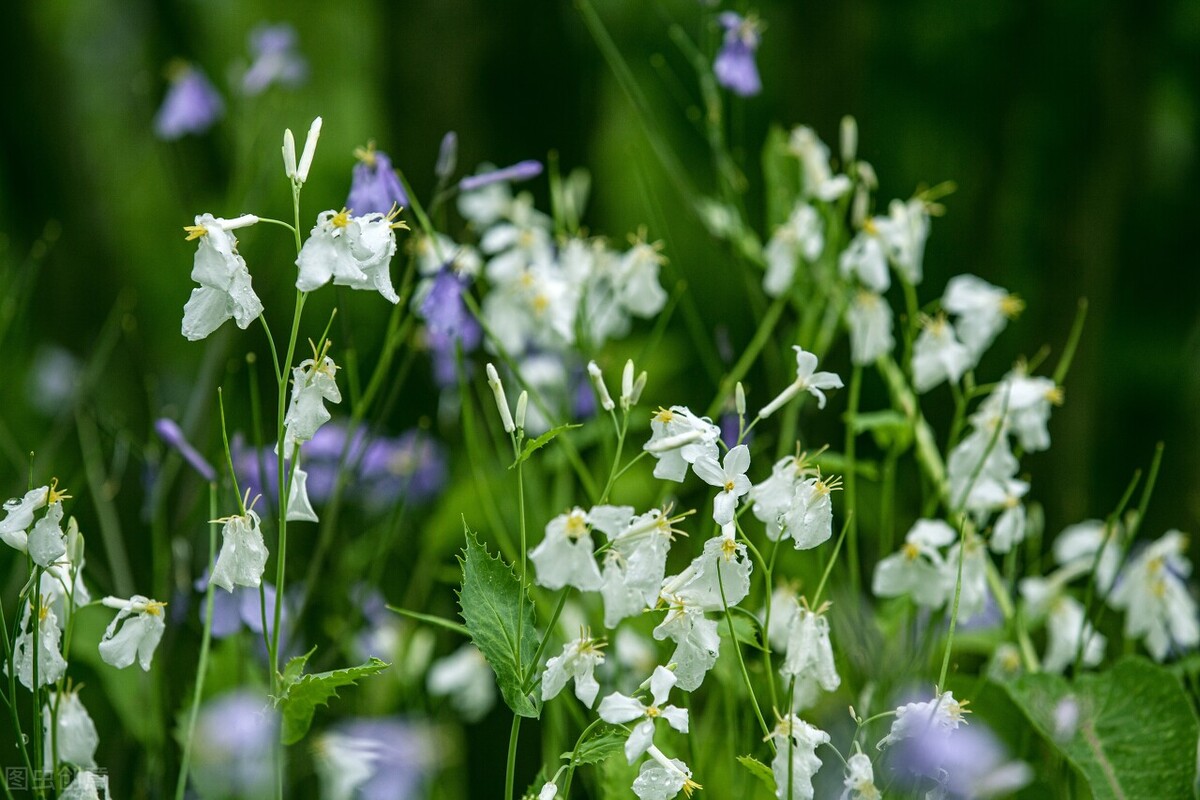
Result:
[714, 13, 763, 97]
[154, 62, 224, 140]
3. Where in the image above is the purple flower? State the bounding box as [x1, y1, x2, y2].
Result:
[422, 268, 482, 350]
[242, 23, 308, 95]
[572, 368, 597, 420]
[458, 160, 543, 192]
[190, 691, 279, 798]
[155, 418, 216, 482]
[719, 411, 746, 450]
[347, 145, 409, 215]
[327, 717, 437, 800]
[154, 62, 224, 140]
[359, 430, 448, 508]
[714, 13, 762, 97]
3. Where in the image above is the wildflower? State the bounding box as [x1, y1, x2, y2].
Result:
[98, 595, 167, 671]
[945, 425, 1021, 516]
[942, 274, 1023, 360]
[749, 455, 811, 541]
[839, 219, 891, 293]
[1109, 530, 1200, 661]
[763, 202, 824, 298]
[599, 508, 677, 628]
[280, 349, 342, 454]
[781, 472, 841, 550]
[758, 346, 843, 417]
[780, 604, 840, 694]
[0, 486, 49, 552]
[541, 632, 606, 708]
[420, 268, 482, 382]
[881, 198, 930, 285]
[427, 643, 496, 722]
[359, 429, 450, 508]
[326, 718, 436, 800]
[945, 537, 992, 622]
[976, 370, 1061, 453]
[315, 732, 379, 800]
[181, 213, 264, 341]
[988, 494, 1027, 554]
[789, 126, 851, 201]
[878, 690, 969, 750]
[13, 602, 67, 689]
[842, 752, 879, 800]
[652, 605, 721, 692]
[530, 508, 604, 592]
[459, 160, 544, 192]
[767, 714, 829, 800]
[1052, 519, 1121, 593]
[479, 193, 553, 282]
[1019, 579, 1105, 673]
[587, 360, 616, 411]
[242, 23, 307, 94]
[295, 208, 403, 302]
[598, 665, 690, 763]
[884, 712, 1031, 798]
[539, 781, 559, 800]
[40, 522, 90, 626]
[872, 519, 957, 609]
[615, 236, 669, 318]
[211, 507, 269, 591]
[155, 417, 217, 481]
[347, 142, 410, 215]
[643, 406, 721, 482]
[284, 117, 323, 185]
[664, 533, 754, 613]
[714, 12, 763, 96]
[285, 465, 319, 523]
[28, 483, 70, 568]
[911, 314, 972, 393]
[43, 689, 99, 769]
[59, 770, 111, 800]
[457, 167, 516, 227]
[846, 291, 894, 366]
[633, 746, 701, 800]
[189, 691, 279, 798]
[154, 61, 223, 140]
[692, 444, 752, 526]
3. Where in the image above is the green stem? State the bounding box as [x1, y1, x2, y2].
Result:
[504, 715, 522, 800]
[937, 519, 968, 690]
[717, 562, 773, 752]
[843, 365, 863, 597]
[705, 296, 787, 419]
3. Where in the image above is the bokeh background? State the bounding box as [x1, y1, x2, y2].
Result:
[0, 0, 1197, 795]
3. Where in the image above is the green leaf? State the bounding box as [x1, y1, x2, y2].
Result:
[457, 525, 540, 718]
[563, 726, 626, 766]
[511, 423, 582, 468]
[281, 646, 317, 689]
[275, 658, 389, 745]
[736, 755, 777, 793]
[1002, 656, 1199, 800]
[386, 605, 471, 637]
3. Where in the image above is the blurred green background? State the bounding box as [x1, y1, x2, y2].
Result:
[0, 0, 1198, 794]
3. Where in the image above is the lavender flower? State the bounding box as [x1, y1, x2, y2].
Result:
[458, 160, 543, 192]
[190, 691, 279, 798]
[360, 430, 448, 508]
[714, 13, 763, 97]
[242, 23, 308, 95]
[155, 418, 216, 482]
[347, 143, 409, 215]
[154, 62, 224, 140]
[319, 717, 437, 800]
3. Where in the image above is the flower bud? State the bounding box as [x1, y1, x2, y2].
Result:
[296, 116, 323, 184]
[621, 359, 635, 408]
[282, 128, 298, 180]
[630, 371, 648, 406]
[459, 160, 543, 192]
[735, 382, 746, 417]
[515, 391, 528, 431]
[436, 131, 458, 181]
[840, 115, 858, 165]
[485, 363, 515, 433]
[587, 361, 614, 411]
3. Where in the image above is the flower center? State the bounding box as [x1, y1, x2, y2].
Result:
[331, 209, 352, 229]
[1000, 294, 1025, 318]
[183, 224, 208, 241]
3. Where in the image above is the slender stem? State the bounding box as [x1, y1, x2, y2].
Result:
[937, 518, 968, 690]
[813, 513, 853, 608]
[524, 591, 570, 689]
[514, 448, 528, 682]
[843, 365, 863, 596]
[560, 716, 607, 797]
[705, 296, 787, 419]
[504, 715, 522, 800]
[717, 563, 773, 752]
[176, 483, 219, 800]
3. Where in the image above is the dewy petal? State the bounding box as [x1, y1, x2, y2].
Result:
[286, 465, 319, 523]
[691, 454, 726, 488]
[660, 705, 689, 734]
[624, 718, 656, 763]
[598, 692, 646, 725]
[649, 665, 677, 706]
[210, 510, 269, 591]
[28, 502, 67, 568]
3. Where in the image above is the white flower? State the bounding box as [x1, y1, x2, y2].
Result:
[458, 173, 514, 227]
[989, 497, 1026, 554]
[598, 665, 689, 763]
[59, 771, 110, 800]
[691, 444, 752, 526]
[881, 198, 929, 285]
[878, 691, 969, 749]
[846, 291, 894, 366]
[763, 202, 824, 297]
[413, 231, 482, 278]
[662, 534, 753, 613]
[296, 208, 402, 303]
[942, 274, 1023, 359]
[40, 531, 91, 629]
[181, 214, 264, 341]
[615, 238, 669, 318]
[600, 509, 677, 628]
[839, 221, 891, 293]
[945, 537, 991, 622]
[945, 424, 1021, 516]
[912, 315, 973, 393]
[280, 353, 342, 454]
[633, 746, 700, 800]
[976, 370, 1061, 452]
[781, 473, 842, 550]
[749, 456, 809, 541]
[0, 485, 49, 552]
[652, 606, 721, 692]
[538, 781, 559, 800]
[530, 508, 604, 592]
[427, 643, 496, 722]
[13, 602, 67, 689]
[541, 633, 606, 708]
[872, 519, 957, 609]
[643, 406, 721, 482]
[29, 497, 67, 568]
[789, 126, 851, 201]
[210, 508, 269, 591]
[285, 464, 319, 523]
[1053, 519, 1121, 592]
[43, 690, 99, 769]
[98, 595, 167, 671]
[767, 714, 829, 800]
[780, 605, 840, 695]
[841, 752, 879, 800]
[315, 732, 378, 800]
[1109, 530, 1200, 661]
[759, 346, 843, 417]
[479, 193, 554, 282]
[1019, 584, 1105, 674]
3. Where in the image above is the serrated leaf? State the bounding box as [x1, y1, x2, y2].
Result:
[511, 423, 582, 468]
[281, 646, 317, 689]
[275, 658, 389, 745]
[458, 526, 540, 718]
[737, 755, 777, 793]
[1002, 656, 1199, 800]
[562, 726, 626, 766]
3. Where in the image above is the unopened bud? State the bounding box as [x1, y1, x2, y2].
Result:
[587, 361, 615, 411]
[840, 115, 858, 164]
[735, 382, 746, 417]
[515, 391, 528, 431]
[436, 131, 458, 180]
[282, 129, 298, 180]
[296, 116, 323, 184]
[630, 371, 648, 406]
[485, 363, 515, 433]
[620, 359, 635, 409]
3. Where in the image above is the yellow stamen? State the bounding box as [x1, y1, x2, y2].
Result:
[386, 203, 410, 231]
[144, 600, 167, 617]
[654, 407, 675, 424]
[353, 140, 377, 167]
[903, 542, 921, 561]
[1000, 294, 1025, 319]
[331, 208, 352, 229]
[183, 224, 208, 241]
[1046, 386, 1065, 406]
[681, 777, 703, 797]
[47, 478, 72, 505]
